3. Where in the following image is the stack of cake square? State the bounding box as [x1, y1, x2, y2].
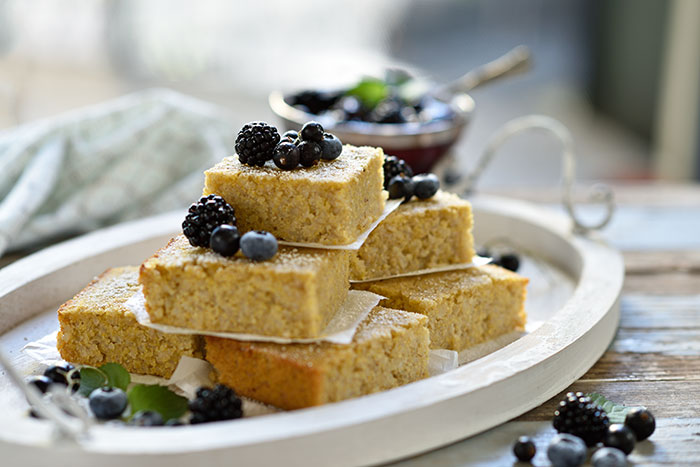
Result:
[56, 144, 527, 411]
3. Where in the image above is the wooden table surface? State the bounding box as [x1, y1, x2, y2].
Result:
[391, 182, 700, 466]
[2, 182, 698, 466]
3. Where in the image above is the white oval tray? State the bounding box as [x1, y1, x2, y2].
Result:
[0, 195, 623, 467]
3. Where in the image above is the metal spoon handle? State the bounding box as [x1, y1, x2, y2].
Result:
[438, 45, 532, 96]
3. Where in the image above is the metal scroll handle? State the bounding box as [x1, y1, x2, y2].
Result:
[449, 115, 615, 234]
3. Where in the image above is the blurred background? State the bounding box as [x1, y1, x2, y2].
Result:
[0, 0, 698, 189]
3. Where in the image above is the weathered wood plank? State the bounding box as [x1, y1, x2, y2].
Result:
[578, 352, 700, 382]
[623, 272, 700, 295]
[516, 381, 700, 421]
[620, 295, 700, 328]
[624, 250, 700, 273]
[611, 329, 700, 356]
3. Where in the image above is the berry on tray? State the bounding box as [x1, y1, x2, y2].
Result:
[273, 141, 301, 170]
[189, 384, 243, 424]
[182, 194, 237, 248]
[553, 392, 610, 446]
[547, 433, 587, 467]
[28, 376, 53, 394]
[43, 363, 80, 390]
[387, 175, 415, 201]
[320, 133, 343, 160]
[299, 121, 324, 143]
[240, 230, 278, 261]
[413, 173, 440, 199]
[591, 447, 628, 467]
[89, 387, 128, 420]
[383, 155, 414, 190]
[235, 122, 281, 167]
[603, 424, 635, 455]
[624, 407, 655, 441]
[496, 253, 520, 272]
[298, 141, 322, 167]
[210, 224, 241, 257]
[513, 436, 536, 462]
[130, 410, 165, 427]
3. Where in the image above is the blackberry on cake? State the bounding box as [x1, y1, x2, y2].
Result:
[383, 155, 413, 189]
[182, 194, 236, 248]
[235, 121, 281, 167]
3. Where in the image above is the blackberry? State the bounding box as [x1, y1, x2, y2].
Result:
[553, 392, 610, 446]
[383, 155, 413, 190]
[235, 122, 280, 167]
[189, 384, 243, 424]
[182, 195, 236, 248]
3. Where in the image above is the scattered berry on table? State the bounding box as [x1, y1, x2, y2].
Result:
[513, 436, 536, 462]
[547, 433, 587, 467]
[281, 130, 299, 142]
[273, 141, 301, 170]
[413, 173, 440, 199]
[182, 194, 236, 248]
[383, 155, 414, 190]
[298, 141, 322, 167]
[235, 122, 280, 167]
[387, 175, 415, 201]
[189, 384, 243, 424]
[495, 253, 520, 272]
[603, 424, 636, 455]
[89, 387, 128, 420]
[130, 410, 164, 427]
[28, 376, 53, 394]
[43, 363, 77, 386]
[624, 407, 655, 441]
[210, 224, 241, 257]
[299, 121, 324, 143]
[553, 392, 610, 446]
[240, 231, 278, 261]
[320, 133, 343, 160]
[591, 447, 628, 467]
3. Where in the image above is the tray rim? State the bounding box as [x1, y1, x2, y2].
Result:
[0, 195, 624, 466]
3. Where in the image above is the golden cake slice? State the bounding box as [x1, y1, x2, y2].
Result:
[350, 191, 474, 281]
[139, 235, 351, 338]
[203, 145, 386, 245]
[353, 265, 527, 351]
[57, 266, 203, 378]
[205, 306, 430, 410]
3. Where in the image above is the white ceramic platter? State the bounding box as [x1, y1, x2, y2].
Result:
[0, 195, 623, 467]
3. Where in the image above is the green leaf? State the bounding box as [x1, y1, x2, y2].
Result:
[78, 367, 106, 397]
[128, 384, 188, 421]
[345, 78, 388, 110]
[588, 393, 645, 424]
[99, 363, 131, 391]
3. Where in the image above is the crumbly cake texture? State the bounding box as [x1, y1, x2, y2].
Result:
[353, 265, 527, 351]
[350, 191, 475, 281]
[203, 145, 386, 245]
[139, 235, 351, 338]
[56, 266, 203, 378]
[205, 306, 429, 410]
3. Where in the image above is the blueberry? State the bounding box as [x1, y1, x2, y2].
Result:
[496, 253, 520, 272]
[298, 141, 322, 167]
[43, 363, 76, 386]
[624, 408, 655, 441]
[513, 436, 536, 462]
[387, 175, 415, 201]
[300, 121, 324, 143]
[130, 410, 164, 427]
[603, 424, 635, 455]
[273, 142, 301, 170]
[210, 224, 240, 257]
[412, 173, 440, 199]
[320, 133, 342, 160]
[28, 376, 53, 394]
[592, 447, 628, 467]
[240, 231, 278, 261]
[89, 387, 128, 420]
[282, 130, 298, 142]
[547, 433, 587, 467]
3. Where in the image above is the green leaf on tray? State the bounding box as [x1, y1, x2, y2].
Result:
[345, 78, 388, 110]
[128, 384, 189, 421]
[78, 367, 106, 396]
[588, 392, 644, 424]
[100, 362, 131, 391]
